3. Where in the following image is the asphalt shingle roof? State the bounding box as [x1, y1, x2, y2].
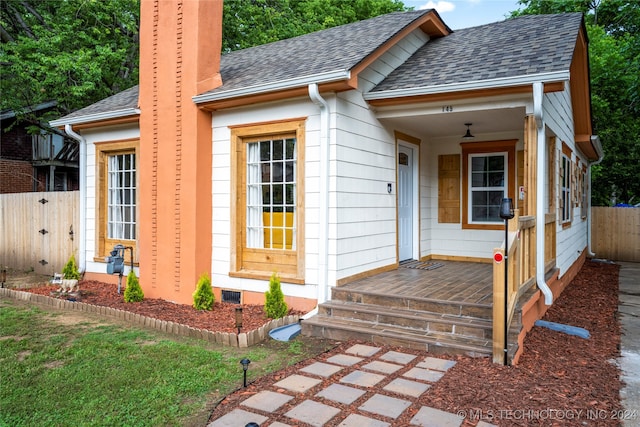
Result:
[371, 13, 584, 93]
[53, 11, 584, 124]
[58, 85, 139, 121]
[203, 9, 432, 96]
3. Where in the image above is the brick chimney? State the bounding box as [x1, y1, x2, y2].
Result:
[138, 0, 223, 304]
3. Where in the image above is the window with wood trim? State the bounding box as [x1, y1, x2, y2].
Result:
[96, 140, 139, 261]
[461, 140, 516, 230]
[560, 153, 572, 224]
[230, 119, 305, 283]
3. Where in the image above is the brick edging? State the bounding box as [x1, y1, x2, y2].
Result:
[0, 288, 299, 348]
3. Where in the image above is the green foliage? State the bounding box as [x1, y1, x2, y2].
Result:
[192, 273, 214, 311]
[264, 273, 288, 319]
[123, 270, 144, 303]
[61, 253, 80, 280]
[513, 0, 640, 205]
[0, 0, 139, 130]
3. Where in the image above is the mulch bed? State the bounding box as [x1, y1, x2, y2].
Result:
[24, 280, 302, 334]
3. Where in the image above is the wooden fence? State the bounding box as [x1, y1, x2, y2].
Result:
[591, 207, 640, 262]
[0, 191, 79, 275]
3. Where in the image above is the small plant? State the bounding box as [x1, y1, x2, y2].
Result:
[123, 270, 144, 303]
[193, 273, 214, 310]
[62, 253, 81, 280]
[264, 272, 288, 319]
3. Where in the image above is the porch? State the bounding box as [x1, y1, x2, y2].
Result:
[301, 260, 519, 358]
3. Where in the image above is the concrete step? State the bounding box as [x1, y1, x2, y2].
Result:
[331, 287, 492, 319]
[319, 300, 492, 339]
[301, 315, 492, 357]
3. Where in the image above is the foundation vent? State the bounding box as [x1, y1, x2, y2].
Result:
[221, 290, 241, 304]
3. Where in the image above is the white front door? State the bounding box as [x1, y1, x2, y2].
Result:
[398, 145, 413, 261]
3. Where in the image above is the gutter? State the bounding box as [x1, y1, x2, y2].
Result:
[193, 70, 351, 104]
[308, 83, 331, 308]
[533, 82, 554, 305]
[364, 71, 570, 101]
[62, 124, 87, 275]
[587, 135, 604, 256]
[49, 108, 140, 127]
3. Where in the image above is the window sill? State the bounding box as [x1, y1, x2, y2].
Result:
[229, 270, 305, 285]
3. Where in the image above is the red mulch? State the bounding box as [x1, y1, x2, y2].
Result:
[25, 280, 302, 334]
[422, 260, 623, 426]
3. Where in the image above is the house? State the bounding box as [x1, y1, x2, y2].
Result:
[1, 102, 79, 193]
[50, 1, 602, 361]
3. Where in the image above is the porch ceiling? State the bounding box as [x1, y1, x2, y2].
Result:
[378, 106, 526, 139]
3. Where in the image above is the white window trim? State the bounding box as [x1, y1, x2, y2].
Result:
[467, 152, 508, 225]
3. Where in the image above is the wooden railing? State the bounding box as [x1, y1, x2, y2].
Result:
[492, 209, 537, 364]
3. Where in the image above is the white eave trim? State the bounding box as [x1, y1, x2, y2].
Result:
[192, 69, 351, 104]
[364, 70, 571, 101]
[49, 108, 140, 127]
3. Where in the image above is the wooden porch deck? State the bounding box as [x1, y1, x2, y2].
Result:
[341, 260, 493, 306]
[302, 260, 501, 357]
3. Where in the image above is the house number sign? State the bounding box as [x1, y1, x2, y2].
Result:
[442, 105, 453, 112]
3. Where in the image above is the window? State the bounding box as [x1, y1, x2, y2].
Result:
[560, 144, 572, 224]
[469, 153, 506, 222]
[108, 153, 136, 240]
[96, 140, 139, 261]
[461, 140, 516, 230]
[231, 119, 305, 283]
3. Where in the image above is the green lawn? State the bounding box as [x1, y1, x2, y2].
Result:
[0, 299, 330, 427]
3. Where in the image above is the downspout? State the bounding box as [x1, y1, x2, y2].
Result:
[308, 83, 330, 311]
[587, 136, 604, 256]
[64, 124, 86, 275]
[533, 82, 553, 305]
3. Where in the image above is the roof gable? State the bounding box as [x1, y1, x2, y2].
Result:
[194, 9, 450, 105]
[371, 13, 584, 93]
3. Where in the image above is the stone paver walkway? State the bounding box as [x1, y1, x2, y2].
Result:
[208, 343, 496, 427]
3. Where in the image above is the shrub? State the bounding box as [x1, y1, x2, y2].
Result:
[62, 253, 81, 280]
[123, 270, 144, 303]
[193, 273, 214, 310]
[264, 272, 288, 319]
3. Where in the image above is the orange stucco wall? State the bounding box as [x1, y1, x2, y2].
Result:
[138, 0, 223, 304]
[511, 250, 587, 364]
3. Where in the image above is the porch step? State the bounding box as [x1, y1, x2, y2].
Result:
[330, 287, 493, 319]
[319, 300, 492, 339]
[301, 314, 492, 357]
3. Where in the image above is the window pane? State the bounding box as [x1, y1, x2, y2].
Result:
[260, 140, 270, 162]
[273, 139, 283, 160]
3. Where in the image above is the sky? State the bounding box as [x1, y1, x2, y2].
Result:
[402, 0, 523, 30]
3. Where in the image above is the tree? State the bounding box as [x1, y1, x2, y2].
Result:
[512, 0, 640, 205]
[0, 0, 139, 132]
